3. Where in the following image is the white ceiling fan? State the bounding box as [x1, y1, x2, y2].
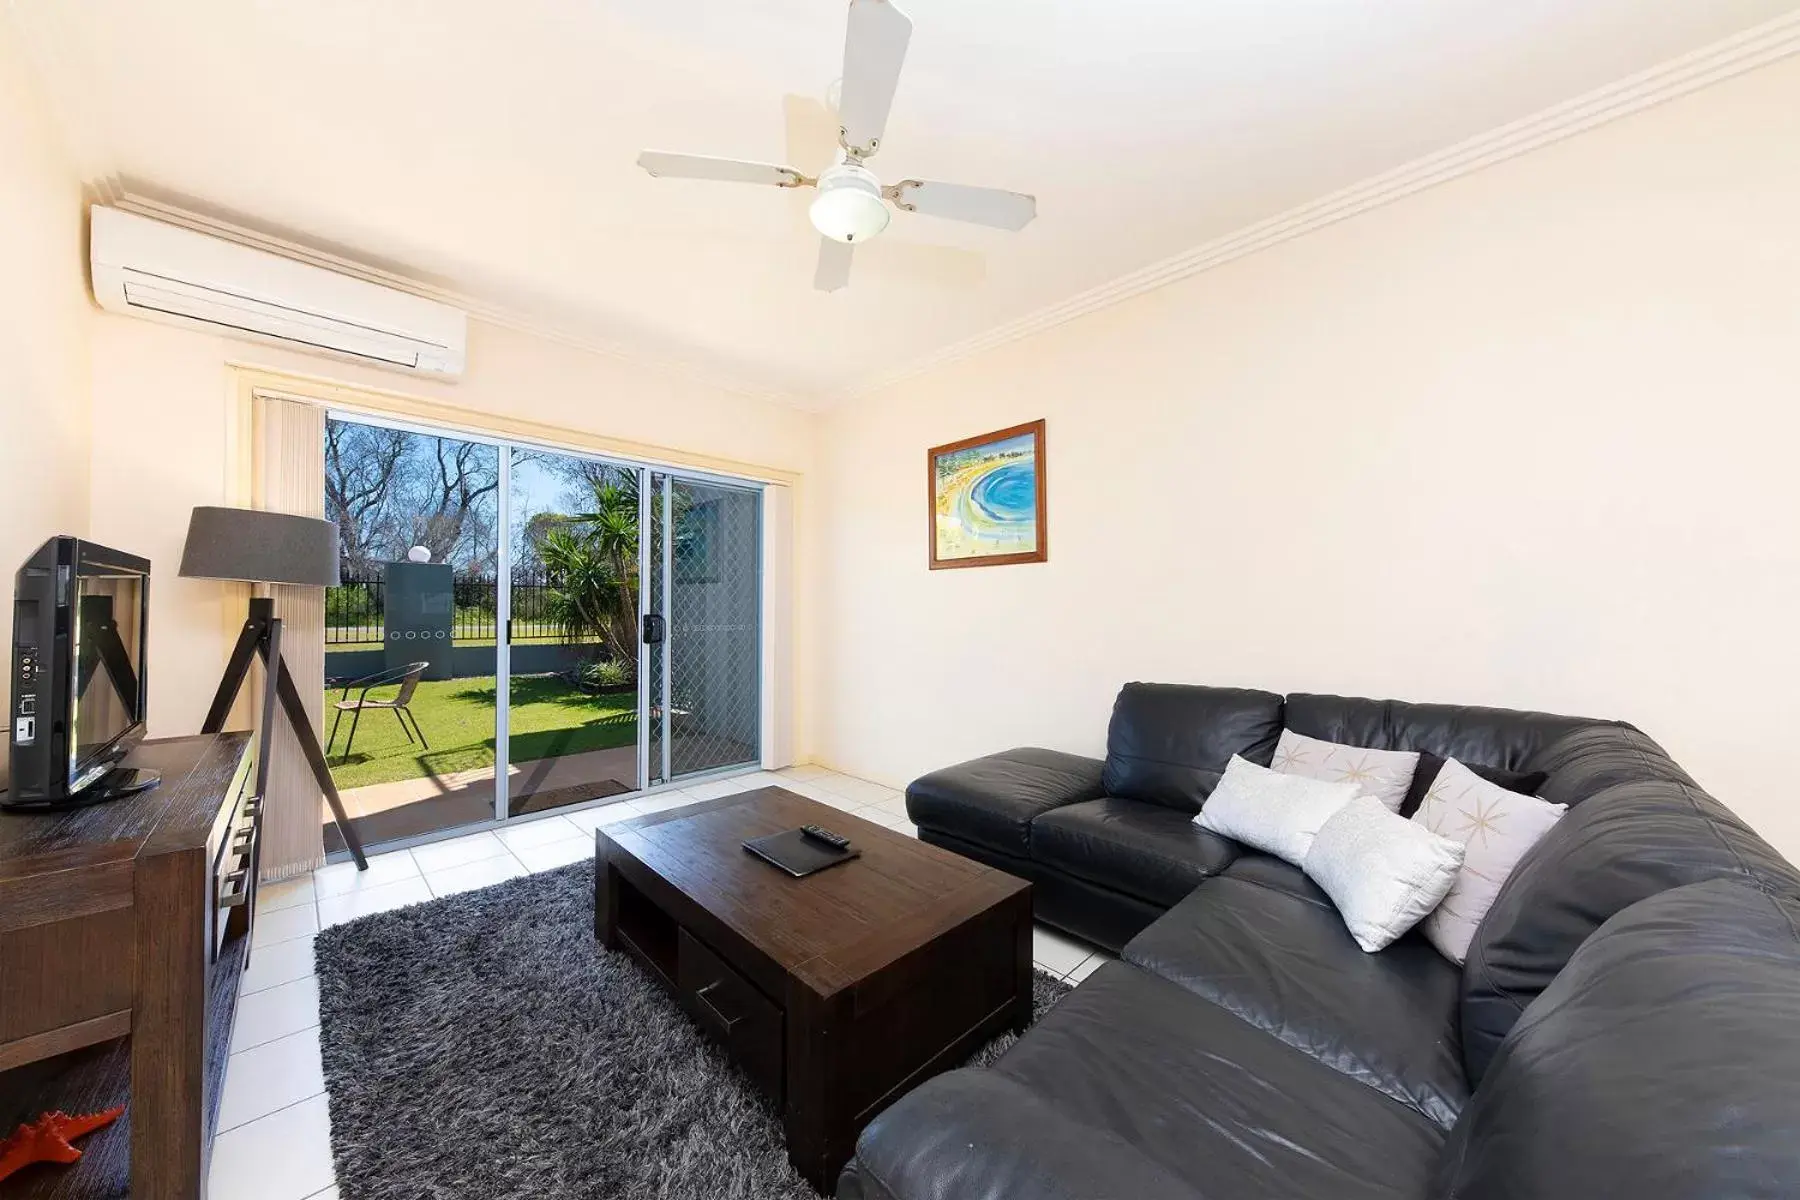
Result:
[636, 0, 1036, 293]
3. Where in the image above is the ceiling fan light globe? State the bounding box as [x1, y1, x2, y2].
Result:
[810, 189, 889, 243]
[809, 163, 889, 243]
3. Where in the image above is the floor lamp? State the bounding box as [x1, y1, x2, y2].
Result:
[180, 506, 368, 870]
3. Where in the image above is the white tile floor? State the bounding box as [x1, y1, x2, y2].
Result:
[214, 766, 1115, 1199]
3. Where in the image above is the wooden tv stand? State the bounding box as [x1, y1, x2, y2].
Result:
[0, 732, 258, 1199]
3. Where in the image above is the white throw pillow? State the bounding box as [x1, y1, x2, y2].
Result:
[1270, 728, 1420, 813]
[1413, 757, 1567, 964]
[1304, 796, 1466, 953]
[1195, 754, 1362, 866]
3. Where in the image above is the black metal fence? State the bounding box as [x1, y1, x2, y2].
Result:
[325, 571, 566, 645]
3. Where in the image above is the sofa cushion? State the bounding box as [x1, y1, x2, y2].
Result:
[1414, 758, 1567, 965]
[915, 827, 1167, 953]
[1125, 876, 1468, 1127]
[1220, 849, 1335, 906]
[1270, 727, 1420, 812]
[1284, 692, 1594, 776]
[1525, 722, 1697, 808]
[1030, 798, 1240, 908]
[904, 747, 1103, 856]
[851, 964, 1445, 1199]
[1460, 761, 1800, 1085]
[1398, 756, 1547, 818]
[1305, 795, 1464, 954]
[843, 1070, 1206, 1200]
[1101, 682, 1284, 812]
[1195, 754, 1362, 866]
[991, 963, 1446, 1197]
[1435, 880, 1800, 1200]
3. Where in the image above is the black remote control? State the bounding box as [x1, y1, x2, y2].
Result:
[800, 824, 850, 850]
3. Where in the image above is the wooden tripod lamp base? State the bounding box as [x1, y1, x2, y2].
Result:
[197, 602, 369, 871]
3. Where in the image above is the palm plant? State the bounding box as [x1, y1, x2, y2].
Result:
[537, 475, 641, 674]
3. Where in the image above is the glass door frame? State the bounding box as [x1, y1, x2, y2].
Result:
[643, 470, 766, 790]
[639, 470, 662, 788]
[320, 403, 768, 848]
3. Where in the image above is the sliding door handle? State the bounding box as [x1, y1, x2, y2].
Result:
[642, 614, 666, 645]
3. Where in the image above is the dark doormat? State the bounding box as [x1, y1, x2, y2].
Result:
[314, 859, 1071, 1199]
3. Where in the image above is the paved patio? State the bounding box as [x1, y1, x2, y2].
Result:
[322, 738, 754, 851]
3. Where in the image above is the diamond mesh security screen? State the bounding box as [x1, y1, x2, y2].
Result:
[646, 474, 668, 786]
[666, 480, 761, 778]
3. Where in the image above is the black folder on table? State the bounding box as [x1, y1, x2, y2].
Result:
[742, 828, 861, 878]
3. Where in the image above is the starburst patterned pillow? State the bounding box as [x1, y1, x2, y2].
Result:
[1269, 728, 1420, 812]
[1412, 757, 1567, 964]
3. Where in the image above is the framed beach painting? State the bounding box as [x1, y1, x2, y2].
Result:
[927, 419, 1047, 570]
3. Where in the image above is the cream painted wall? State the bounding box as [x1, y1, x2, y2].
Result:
[86, 313, 822, 758]
[0, 19, 91, 783]
[817, 56, 1800, 857]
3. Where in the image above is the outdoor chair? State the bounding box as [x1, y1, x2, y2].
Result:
[328, 661, 431, 762]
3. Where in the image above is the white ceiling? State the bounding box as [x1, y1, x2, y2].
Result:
[14, 0, 1800, 404]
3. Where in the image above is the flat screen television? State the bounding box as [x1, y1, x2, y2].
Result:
[3, 536, 159, 809]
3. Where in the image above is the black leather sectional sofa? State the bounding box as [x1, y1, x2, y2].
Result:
[836, 683, 1800, 1200]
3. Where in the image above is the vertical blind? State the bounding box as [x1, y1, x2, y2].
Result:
[252, 395, 329, 879]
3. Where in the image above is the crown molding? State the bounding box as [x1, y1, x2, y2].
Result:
[840, 11, 1800, 402]
[16, 2, 1798, 414]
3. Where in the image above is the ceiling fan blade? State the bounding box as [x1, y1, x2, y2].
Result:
[782, 94, 840, 178]
[837, 0, 913, 152]
[637, 151, 805, 188]
[814, 238, 853, 292]
[890, 180, 1037, 231]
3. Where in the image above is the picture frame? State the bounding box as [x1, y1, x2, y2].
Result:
[927, 418, 1048, 570]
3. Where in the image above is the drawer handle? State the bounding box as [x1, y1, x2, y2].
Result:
[231, 827, 255, 855]
[220, 868, 251, 908]
[695, 980, 744, 1033]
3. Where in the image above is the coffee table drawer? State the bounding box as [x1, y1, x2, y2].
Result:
[677, 927, 783, 1103]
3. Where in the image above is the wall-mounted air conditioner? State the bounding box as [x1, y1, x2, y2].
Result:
[89, 206, 467, 379]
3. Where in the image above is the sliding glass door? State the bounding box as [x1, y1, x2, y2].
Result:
[503, 448, 641, 816]
[644, 473, 762, 786]
[322, 418, 501, 851]
[322, 411, 761, 853]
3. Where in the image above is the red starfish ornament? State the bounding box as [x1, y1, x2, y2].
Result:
[0, 1106, 125, 1182]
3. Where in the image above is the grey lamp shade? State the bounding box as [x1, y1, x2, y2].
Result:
[178, 506, 341, 587]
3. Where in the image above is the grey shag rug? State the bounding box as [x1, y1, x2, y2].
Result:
[315, 858, 1071, 1200]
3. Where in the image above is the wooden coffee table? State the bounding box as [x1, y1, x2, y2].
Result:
[593, 786, 1032, 1193]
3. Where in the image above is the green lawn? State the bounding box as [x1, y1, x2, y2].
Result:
[324, 673, 636, 789]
